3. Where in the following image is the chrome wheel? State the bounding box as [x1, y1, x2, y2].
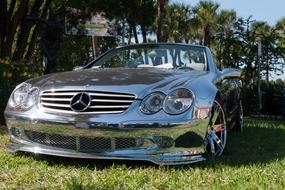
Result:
[205, 100, 227, 156]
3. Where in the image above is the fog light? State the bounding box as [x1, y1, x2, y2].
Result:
[11, 127, 21, 138]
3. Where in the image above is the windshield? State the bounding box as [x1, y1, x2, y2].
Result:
[87, 44, 207, 71]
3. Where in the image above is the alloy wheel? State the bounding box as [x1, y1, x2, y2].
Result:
[205, 100, 227, 156]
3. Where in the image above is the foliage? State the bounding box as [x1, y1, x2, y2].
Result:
[260, 79, 285, 115]
[0, 0, 285, 115]
[55, 36, 92, 72]
[212, 16, 285, 113]
[276, 17, 285, 48]
[192, 0, 220, 47]
[0, 118, 285, 189]
[164, 3, 192, 42]
[55, 36, 118, 72]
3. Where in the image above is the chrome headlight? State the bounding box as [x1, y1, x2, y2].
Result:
[140, 92, 166, 114]
[163, 89, 194, 115]
[8, 83, 39, 110]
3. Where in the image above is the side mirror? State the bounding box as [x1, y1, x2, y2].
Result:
[73, 66, 83, 71]
[215, 68, 241, 83]
[221, 68, 240, 75]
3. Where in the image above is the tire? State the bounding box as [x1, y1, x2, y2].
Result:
[205, 99, 227, 157]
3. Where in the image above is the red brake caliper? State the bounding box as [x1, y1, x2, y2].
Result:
[214, 124, 223, 132]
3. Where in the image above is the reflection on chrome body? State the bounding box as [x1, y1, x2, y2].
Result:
[6, 115, 209, 165]
[4, 43, 242, 165]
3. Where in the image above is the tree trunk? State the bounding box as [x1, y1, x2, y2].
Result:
[0, 0, 52, 62]
[0, 0, 7, 56]
[24, 0, 51, 61]
[7, 0, 16, 20]
[4, 0, 29, 58]
[203, 25, 212, 47]
[133, 26, 139, 44]
[13, 0, 46, 60]
[128, 25, 132, 44]
[141, 25, 147, 43]
[3, 0, 16, 55]
[24, 24, 41, 61]
[156, 0, 166, 42]
[266, 53, 269, 81]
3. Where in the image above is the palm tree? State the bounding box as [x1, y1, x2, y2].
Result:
[214, 9, 238, 69]
[275, 18, 285, 73]
[185, 15, 203, 44]
[217, 10, 237, 36]
[275, 18, 285, 49]
[252, 22, 280, 81]
[164, 3, 191, 42]
[192, 1, 220, 47]
[276, 18, 285, 36]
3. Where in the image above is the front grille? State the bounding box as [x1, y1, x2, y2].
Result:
[24, 130, 144, 152]
[40, 90, 136, 114]
[25, 131, 77, 150]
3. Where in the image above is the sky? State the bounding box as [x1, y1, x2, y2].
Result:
[173, 0, 285, 26]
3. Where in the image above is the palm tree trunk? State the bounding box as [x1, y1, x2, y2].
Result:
[128, 25, 132, 44]
[156, 0, 166, 42]
[0, 0, 7, 57]
[13, 0, 46, 60]
[4, 0, 29, 58]
[141, 25, 147, 43]
[133, 26, 139, 44]
[24, 0, 51, 61]
[203, 25, 211, 47]
[266, 53, 269, 81]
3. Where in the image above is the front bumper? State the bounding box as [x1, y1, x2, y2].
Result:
[5, 112, 209, 165]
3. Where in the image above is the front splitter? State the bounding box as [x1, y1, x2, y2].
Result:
[7, 141, 206, 165]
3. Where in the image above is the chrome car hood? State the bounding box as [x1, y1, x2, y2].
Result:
[28, 68, 210, 98]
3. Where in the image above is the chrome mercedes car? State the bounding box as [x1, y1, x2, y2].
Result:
[4, 43, 243, 165]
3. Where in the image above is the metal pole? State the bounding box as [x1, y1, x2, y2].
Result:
[257, 41, 262, 113]
[92, 36, 97, 58]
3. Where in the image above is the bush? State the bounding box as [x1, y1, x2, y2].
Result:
[261, 79, 285, 115]
[242, 79, 285, 116]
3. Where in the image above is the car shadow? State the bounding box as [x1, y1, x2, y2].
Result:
[17, 153, 158, 170]
[1, 118, 285, 170]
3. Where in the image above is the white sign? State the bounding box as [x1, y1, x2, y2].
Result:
[65, 12, 117, 37]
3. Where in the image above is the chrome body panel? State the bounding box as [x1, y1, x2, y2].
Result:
[4, 43, 241, 165]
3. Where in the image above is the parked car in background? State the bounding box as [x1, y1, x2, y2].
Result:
[4, 43, 243, 165]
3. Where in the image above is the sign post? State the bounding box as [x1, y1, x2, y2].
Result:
[92, 36, 97, 58]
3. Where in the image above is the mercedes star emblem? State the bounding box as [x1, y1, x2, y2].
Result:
[70, 92, 91, 112]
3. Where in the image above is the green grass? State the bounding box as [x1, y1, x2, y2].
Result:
[0, 118, 284, 189]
